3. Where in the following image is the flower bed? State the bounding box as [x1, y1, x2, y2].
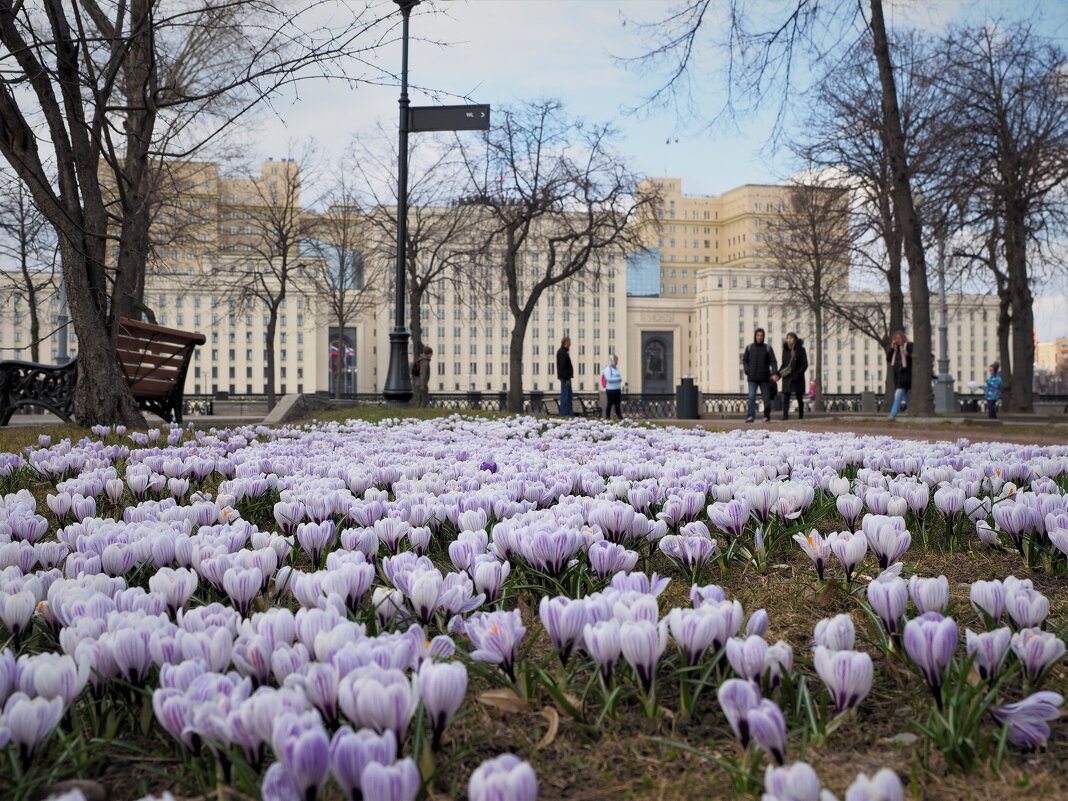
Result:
[0, 416, 1066, 801]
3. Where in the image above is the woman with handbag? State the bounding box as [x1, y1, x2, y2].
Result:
[773, 332, 808, 421]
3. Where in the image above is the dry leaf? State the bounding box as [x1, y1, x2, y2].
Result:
[477, 688, 529, 713]
[536, 706, 559, 749]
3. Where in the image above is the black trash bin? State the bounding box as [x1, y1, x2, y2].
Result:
[676, 377, 700, 419]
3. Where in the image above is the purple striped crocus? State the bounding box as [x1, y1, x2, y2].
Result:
[417, 660, 467, 749]
[965, 628, 1011, 682]
[969, 580, 1005, 626]
[813, 614, 855, 652]
[468, 753, 538, 801]
[708, 499, 750, 538]
[841, 768, 904, 801]
[587, 540, 639, 580]
[539, 596, 588, 666]
[827, 530, 867, 583]
[866, 568, 908, 637]
[338, 667, 417, 739]
[747, 699, 787, 765]
[465, 609, 526, 682]
[620, 619, 668, 692]
[1011, 628, 1066, 683]
[903, 612, 959, 708]
[361, 758, 421, 801]
[3, 692, 64, 765]
[907, 575, 948, 615]
[583, 619, 622, 682]
[1005, 588, 1049, 629]
[813, 646, 873, 714]
[836, 495, 863, 530]
[271, 712, 330, 801]
[991, 691, 1064, 750]
[329, 728, 397, 801]
[862, 516, 911, 570]
[717, 678, 761, 747]
[763, 762, 822, 801]
[793, 530, 831, 581]
[726, 635, 768, 683]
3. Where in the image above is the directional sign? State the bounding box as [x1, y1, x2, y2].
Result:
[408, 104, 490, 133]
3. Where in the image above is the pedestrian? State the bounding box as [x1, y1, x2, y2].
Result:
[985, 361, 1003, 419]
[413, 345, 433, 407]
[741, 327, 778, 423]
[773, 332, 809, 421]
[556, 337, 574, 417]
[887, 330, 913, 418]
[805, 379, 817, 413]
[602, 354, 623, 419]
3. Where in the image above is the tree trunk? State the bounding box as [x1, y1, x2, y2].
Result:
[997, 289, 1012, 401]
[334, 303, 344, 400]
[885, 224, 905, 409]
[507, 318, 529, 413]
[59, 240, 145, 426]
[1004, 203, 1033, 413]
[869, 0, 933, 415]
[17, 201, 40, 363]
[814, 307, 824, 412]
[265, 312, 278, 410]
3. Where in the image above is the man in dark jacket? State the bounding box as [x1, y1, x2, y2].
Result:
[774, 332, 809, 421]
[741, 327, 778, 423]
[556, 337, 574, 416]
[887, 330, 913, 418]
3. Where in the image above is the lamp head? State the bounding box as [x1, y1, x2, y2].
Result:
[394, 0, 421, 10]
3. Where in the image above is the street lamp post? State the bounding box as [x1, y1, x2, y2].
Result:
[382, 0, 420, 404]
[933, 226, 956, 414]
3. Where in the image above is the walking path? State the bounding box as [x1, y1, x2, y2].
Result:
[654, 415, 1068, 446]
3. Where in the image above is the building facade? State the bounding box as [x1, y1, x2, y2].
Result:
[0, 166, 1004, 402]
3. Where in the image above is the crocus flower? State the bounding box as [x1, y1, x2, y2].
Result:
[465, 610, 526, 682]
[1005, 588, 1049, 629]
[361, 758, 421, 801]
[747, 609, 769, 638]
[907, 575, 948, 615]
[813, 646, 873, 714]
[587, 541, 639, 579]
[866, 569, 908, 636]
[764, 640, 793, 690]
[4, 692, 64, 764]
[584, 619, 622, 682]
[338, 667, 417, 739]
[1011, 628, 1066, 683]
[836, 495, 863, 529]
[903, 612, 959, 707]
[727, 635, 769, 683]
[262, 762, 301, 801]
[620, 619, 668, 691]
[747, 699, 788, 765]
[813, 615, 855, 652]
[717, 678, 761, 747]
[468, 753, 538, 801]
[763, 762, 822, 801]
[417, 660, 467, 748]
[272, 713, 330, 801]
[793, 530, 830, 581]
[827, 531, 867, 583]
[0, 591, 35, 643]
[991, 691, 1064, 749]
[842, 768, 904, 801]
[965, 628, 1012, 682]
[863, 516, 911, 569]
[969, 580, 1005, 625]
[539, 596, 588, 666]
[329, 728, 397, 801]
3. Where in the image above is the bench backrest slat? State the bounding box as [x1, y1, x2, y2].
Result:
[117, 318, 204, 396]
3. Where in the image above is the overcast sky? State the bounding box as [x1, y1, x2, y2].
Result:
[250, 0, 1068, 335]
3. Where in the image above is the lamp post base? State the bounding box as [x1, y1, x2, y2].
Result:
[934, 376, 956, 415]
[383, 328, 414, 403]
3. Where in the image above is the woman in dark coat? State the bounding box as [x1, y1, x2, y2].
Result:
[774, 332, 809, 421]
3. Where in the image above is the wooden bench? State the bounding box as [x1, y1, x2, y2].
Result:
[542, 395, 599, 418]
[116, 318, 205, 424]
[0, 317, 205, 425]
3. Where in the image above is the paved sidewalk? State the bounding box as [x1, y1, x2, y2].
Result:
[653, 415, 1068, 445]
[3, 413, 264, 430]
